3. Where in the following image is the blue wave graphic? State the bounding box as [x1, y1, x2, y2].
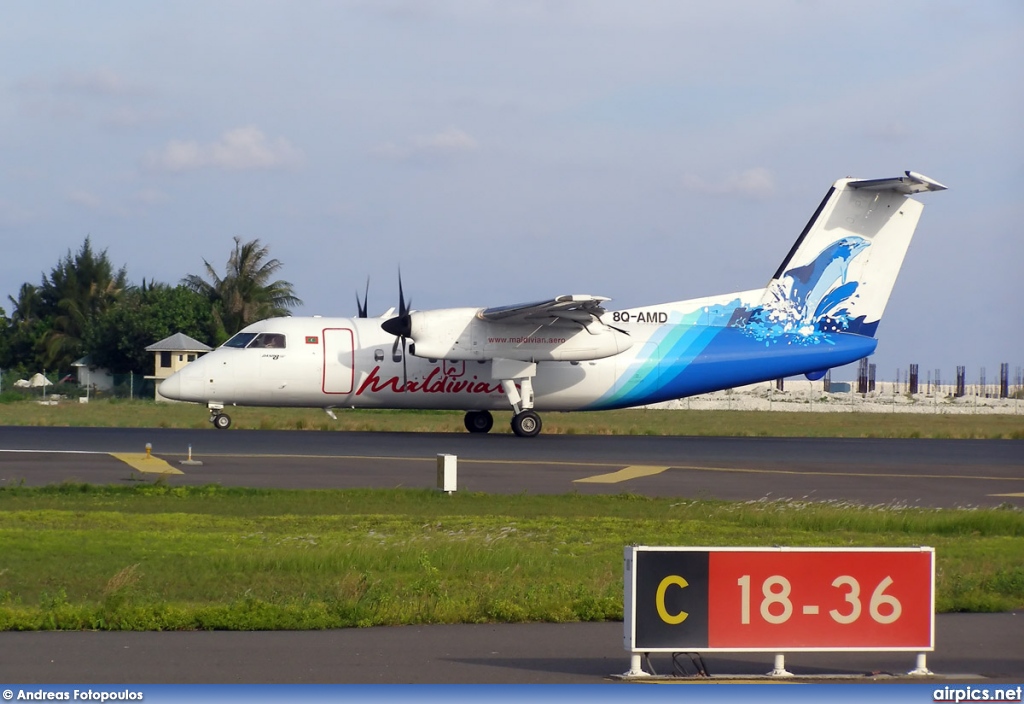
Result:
[592, 235, 882, 409]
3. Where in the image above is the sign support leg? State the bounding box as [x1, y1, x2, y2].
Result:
[623, 653, 650, 678]
[768, 654, 793, 677]
[908, 653, 933, 676]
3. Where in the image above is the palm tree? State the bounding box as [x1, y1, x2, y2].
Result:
[41, 238, 127, 371]
[7, 283, 42, 326]
[182, 236, 301, 339]
[3, 283, 46, 371]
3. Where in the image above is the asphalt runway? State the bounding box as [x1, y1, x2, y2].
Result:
[1, 426, 1022, 684]
[2, 615, 1023, 684]
[1, 426, 1022, 508]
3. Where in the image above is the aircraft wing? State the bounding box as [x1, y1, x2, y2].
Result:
[478, 295, 610, 325]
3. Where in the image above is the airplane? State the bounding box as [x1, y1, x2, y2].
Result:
[158, 171, 946, 437]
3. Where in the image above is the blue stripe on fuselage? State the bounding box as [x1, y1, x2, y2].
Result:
[587, 326, 876, 410]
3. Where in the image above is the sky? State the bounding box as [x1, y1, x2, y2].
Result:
[1, 1, 1021, 382]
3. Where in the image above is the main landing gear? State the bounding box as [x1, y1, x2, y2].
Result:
[510, 409, 542, 438]
[493, 358, 543, 438]
[464, 410, 494, 433]
[209, 404, 231, 430]
[463, 409, 542, 437]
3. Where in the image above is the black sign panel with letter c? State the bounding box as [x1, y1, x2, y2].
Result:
[634, 550, 710, 650]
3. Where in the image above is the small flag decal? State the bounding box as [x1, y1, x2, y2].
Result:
[306, 336, 319, 344]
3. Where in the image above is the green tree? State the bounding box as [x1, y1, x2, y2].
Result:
[182, 236, 301, 340]
[86, 283, 216, 374]
[39, 238, 127, 373]
[1, 283, 47, 371]
[7, 282, 43, 325]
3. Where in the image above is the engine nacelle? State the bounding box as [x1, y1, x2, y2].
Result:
[403, 308, 632, 362]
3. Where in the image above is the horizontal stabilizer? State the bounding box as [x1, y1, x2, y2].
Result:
[849, 171, 947, 194]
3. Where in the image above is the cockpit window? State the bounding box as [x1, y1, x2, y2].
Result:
[223, 332, 258, 348]
[253, 333, 286, 349]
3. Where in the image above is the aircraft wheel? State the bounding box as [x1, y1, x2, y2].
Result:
[464, 410, 494, 434]
[212, 412, 232, 430]
[510, 410, 542, 438]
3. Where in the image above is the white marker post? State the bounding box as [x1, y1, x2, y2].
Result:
[436, 454, 457, 494]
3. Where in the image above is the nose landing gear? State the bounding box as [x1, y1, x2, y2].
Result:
[208, 404, 231, 430]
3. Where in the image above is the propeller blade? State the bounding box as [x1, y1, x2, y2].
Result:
[397, 271, 408, 318]
[381, 270, 412, 390]
[381, 270, 413, 337]
[401, 336, 408, 390]
[356, 277, 370, 318]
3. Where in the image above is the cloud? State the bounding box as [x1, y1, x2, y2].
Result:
[55, 69, 142, 98]
[133, 189, 170, 206]
[682, 167, 776, 199]
[863, 120, 911, 141]
[0, 198, 33, 227]
[101, 107, 163, 129]
[66, 189, 131, 217]
[144, 127, 303, 172]
[18, 69, 143, 98]
[67, 189, 104, 211]
[15, 69, 153, 127]
[372, 127, 480, 162]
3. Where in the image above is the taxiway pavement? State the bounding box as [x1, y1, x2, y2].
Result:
[1, 426, 1021, 508]
[1, 426, 1021, 683]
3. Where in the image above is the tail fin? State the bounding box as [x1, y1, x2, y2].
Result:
[753, 171, 946, 339]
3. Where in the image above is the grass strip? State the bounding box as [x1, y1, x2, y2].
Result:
[0, 399, 1022, 438]
[0, 484, 1021, 631]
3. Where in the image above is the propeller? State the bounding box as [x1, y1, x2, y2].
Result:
[381, 272, 412, 389]
[355, 278, 370, 318]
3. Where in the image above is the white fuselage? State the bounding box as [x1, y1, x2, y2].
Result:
[158, 312, 636, 412]
[156, 172, 944, 433]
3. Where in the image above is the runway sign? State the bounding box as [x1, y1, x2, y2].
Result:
[624, 546, 934, 652]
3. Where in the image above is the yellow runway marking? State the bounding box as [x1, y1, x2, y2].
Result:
[991, 493, 1024, 498]
[666, 464, 1024, 483]
[110, 453, 183, 475]
[575, 466, 671, 484]
[156, 452, 1023, 484]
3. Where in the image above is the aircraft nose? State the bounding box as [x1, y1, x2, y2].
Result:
[158, 373, 182, 401]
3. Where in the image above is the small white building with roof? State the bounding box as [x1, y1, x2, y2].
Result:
[72, 355, 115, 393]
[145, 332, 212, 401]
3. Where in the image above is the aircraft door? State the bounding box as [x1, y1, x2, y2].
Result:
[322, 328, 354, 395]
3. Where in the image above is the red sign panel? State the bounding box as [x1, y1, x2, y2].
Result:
[625, 547, 934, 652]
[708, 550, 932, 649]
